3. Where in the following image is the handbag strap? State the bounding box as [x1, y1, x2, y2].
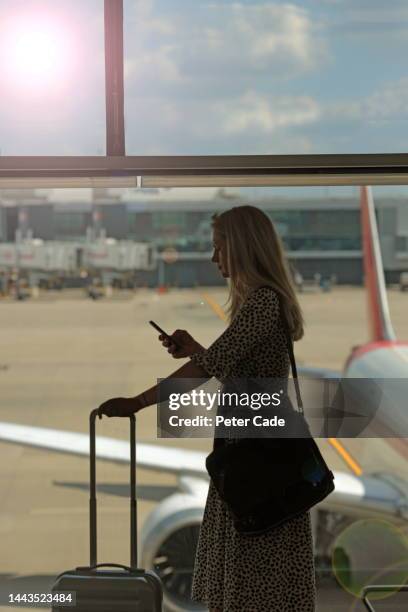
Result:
[277, 297, 304, 415]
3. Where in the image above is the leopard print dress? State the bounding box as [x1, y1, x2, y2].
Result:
[189, 286, 316, 611]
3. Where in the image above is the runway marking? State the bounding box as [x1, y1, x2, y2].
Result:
[200, 290, 364, 476]
[200, 292, 228, 322]
[328, 438, 363, 476]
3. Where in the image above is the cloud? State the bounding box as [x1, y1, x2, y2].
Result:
[328, 77, 408, 122]
[124, 46, 182, 83]
[216, 90, 320, 134]
[123, 87, 319, 156]
[124, 1, 326, 91]
[225, 3, 321, 70]
[152, 75, 408, 154]
[319, 0, 408, 40]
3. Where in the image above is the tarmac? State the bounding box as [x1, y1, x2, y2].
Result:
[0, 285, 407, 611]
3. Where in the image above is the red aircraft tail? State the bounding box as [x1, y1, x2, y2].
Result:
[360, 186, 395, 342]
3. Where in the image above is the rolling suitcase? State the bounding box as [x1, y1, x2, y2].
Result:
[51, 408, 163, 611]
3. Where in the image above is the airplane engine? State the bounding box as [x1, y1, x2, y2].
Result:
[140, 491, 207, 612]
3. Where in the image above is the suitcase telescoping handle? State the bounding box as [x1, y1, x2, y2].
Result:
[89, 408, 137, 570]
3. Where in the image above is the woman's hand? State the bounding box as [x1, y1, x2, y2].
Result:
[97, 396, 144, 419]
[159, 329, 205, 359]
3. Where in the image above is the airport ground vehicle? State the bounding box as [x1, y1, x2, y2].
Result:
[0, 237, 155, 294]
[399, 271, 408, 291]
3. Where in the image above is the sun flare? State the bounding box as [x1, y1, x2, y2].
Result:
[1, 13, 71, 93]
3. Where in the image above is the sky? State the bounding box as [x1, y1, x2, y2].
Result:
[0, 0, 408, 166]
[123, 0, 408, 157]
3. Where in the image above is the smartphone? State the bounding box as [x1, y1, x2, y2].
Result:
[149, 320, 179, 348]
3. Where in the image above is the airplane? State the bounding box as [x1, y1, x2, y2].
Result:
[0, 186, 408, 612]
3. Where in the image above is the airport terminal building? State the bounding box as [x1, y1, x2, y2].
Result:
[0, 188, 407, 286]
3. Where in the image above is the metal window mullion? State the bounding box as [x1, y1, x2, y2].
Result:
[104, 0, 125, 157]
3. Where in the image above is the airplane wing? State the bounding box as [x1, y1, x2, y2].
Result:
[0, 421, 207, 477]
[1, 420, 408, 523]
[297, 366, 342, 379]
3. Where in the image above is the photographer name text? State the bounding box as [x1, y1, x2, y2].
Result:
[168, 415, 286, 428]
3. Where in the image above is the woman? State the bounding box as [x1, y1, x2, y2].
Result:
[98, 205, 316, 612]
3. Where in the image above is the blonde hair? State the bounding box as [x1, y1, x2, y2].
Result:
[212, 205, 304, 340]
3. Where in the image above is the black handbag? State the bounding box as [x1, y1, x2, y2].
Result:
[205, 297, 335, 536]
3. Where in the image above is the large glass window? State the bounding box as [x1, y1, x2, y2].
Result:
[0, 0, 105, 155]
[55, 211, 90, 239]
[1, 184, 408, 612]
[124, 0, 408, 155]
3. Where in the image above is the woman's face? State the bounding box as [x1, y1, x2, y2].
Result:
[212, 230, 229, 278]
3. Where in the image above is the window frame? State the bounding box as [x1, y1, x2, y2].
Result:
[1, 0, 408, 188]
